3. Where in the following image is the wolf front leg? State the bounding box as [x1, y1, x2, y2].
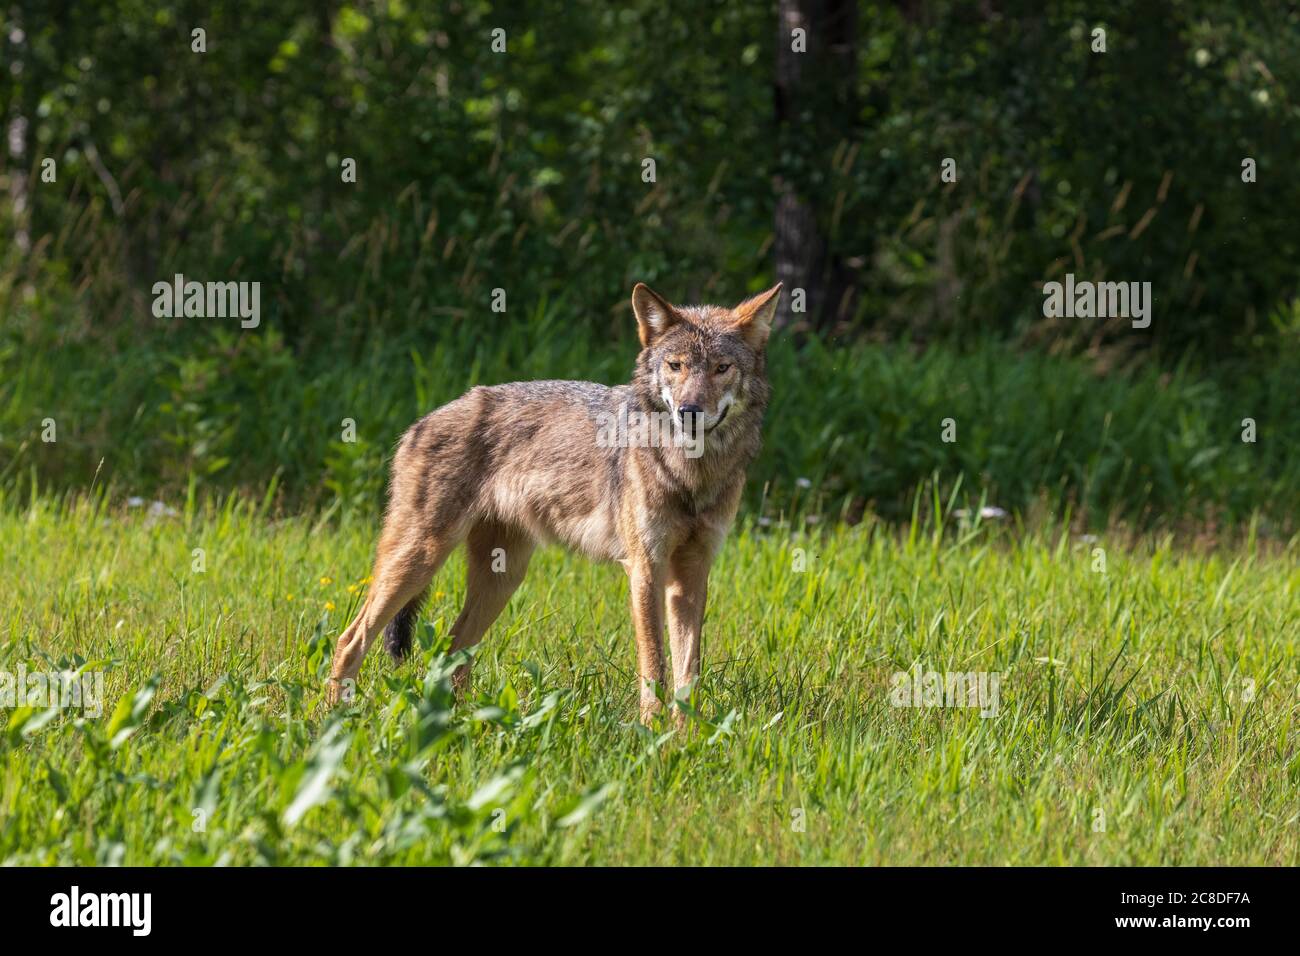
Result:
[666, 542, 711, 728]
[626, 557, 667, 724]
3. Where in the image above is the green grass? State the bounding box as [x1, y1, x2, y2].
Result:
[2, 491, 1297, 865]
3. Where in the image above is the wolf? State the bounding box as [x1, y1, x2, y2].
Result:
[326, 281, 782, 724]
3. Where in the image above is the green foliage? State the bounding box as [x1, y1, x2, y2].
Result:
[839, 1, 1300, 355]
[2, 1, 1298, 526]
[2, 299, 1296, 529]
[3, 1, 1297, 354]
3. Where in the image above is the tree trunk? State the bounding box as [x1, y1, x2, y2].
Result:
[6, 4, 31, 256]
[772, 0, 857, 333]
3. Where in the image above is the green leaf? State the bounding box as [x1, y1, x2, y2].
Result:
[106, 677, 159, 749]
[283, 722, 352, 826]
[556, 782, 618, 828]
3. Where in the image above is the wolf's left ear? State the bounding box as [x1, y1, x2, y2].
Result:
[730, 282, 783, 349]
[632, 283, 682, 348]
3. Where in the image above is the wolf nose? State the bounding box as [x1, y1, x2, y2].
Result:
[678, 404, 704, 424]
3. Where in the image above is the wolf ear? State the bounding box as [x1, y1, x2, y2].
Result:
[632, 283, 682, 348]
[730, 282, 782, 349]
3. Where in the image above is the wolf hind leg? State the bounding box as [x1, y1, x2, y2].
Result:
[327, 522, 466, 703]
[449, 520, 535, 696]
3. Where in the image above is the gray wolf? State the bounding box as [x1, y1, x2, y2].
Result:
[326, 282, 781, 724]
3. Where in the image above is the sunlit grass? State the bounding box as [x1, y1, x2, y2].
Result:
[1, 493, 1297, 865]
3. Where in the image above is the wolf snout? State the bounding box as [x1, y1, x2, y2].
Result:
[678, 403, 704, 425]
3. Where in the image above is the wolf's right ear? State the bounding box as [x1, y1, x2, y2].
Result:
[632, 283, 682, 348]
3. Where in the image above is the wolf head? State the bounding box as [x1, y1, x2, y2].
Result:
[629, 283, 781, 452]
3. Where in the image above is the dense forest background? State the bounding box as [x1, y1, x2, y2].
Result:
[2, 0, 1298, 530]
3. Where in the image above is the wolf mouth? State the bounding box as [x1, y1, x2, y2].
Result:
[705, 405, 730, 433]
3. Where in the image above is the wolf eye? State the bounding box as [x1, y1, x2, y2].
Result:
[714, 363, 731, 374]
[667, 361, 682, 372]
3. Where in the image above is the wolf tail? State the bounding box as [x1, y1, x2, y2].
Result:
[382, 594, 426, 662]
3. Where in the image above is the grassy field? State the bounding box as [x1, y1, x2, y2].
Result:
[1, 492, 1297, 866]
